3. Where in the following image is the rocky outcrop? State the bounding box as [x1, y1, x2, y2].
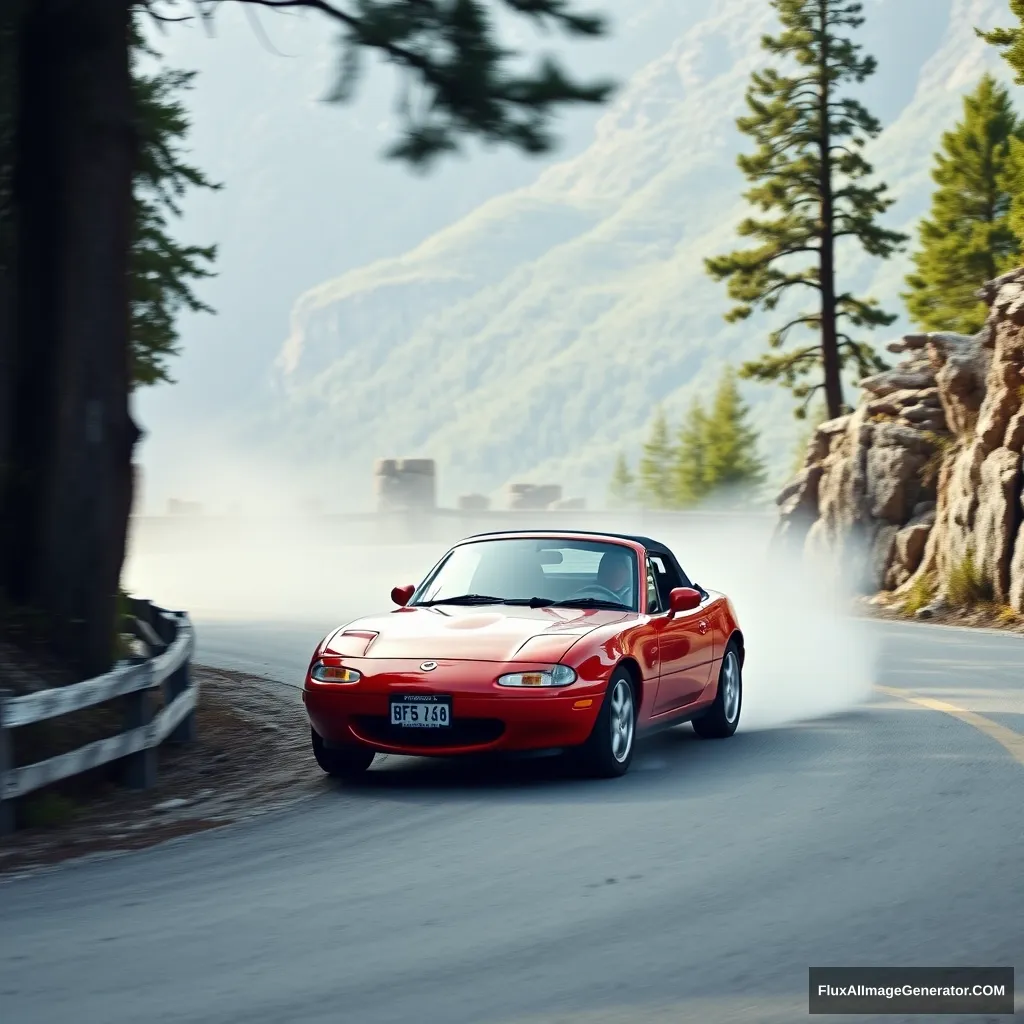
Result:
[776, 267, 1024, 611]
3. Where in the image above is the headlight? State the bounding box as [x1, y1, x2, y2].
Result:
[497, 665, 577, 687]
[310, 660, 362, 683]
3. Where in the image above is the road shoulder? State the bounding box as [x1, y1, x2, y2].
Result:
[0, 665, 323, 879]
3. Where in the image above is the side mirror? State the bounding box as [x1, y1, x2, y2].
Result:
[391, 584, 415, 607]
[668, 587, 702, 614]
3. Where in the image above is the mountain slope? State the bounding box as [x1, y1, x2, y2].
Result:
[258, 0, 1010, 508]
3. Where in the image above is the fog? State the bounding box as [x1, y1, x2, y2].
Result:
[124, 467, 877, 732]
[656, 517, 876, 730]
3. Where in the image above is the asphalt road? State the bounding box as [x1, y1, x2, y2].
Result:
[1, 618, 1021, 1024]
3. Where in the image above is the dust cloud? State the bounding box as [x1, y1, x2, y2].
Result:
[124, 462, 877, 731]
[651, 515, 877, 730]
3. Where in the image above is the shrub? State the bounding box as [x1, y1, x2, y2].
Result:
[945, 549, 992, 607]
[902, 572, 936, 616]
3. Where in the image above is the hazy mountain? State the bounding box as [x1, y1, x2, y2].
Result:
[137, 0, 1015, 512]
[131, 0, 701, 507]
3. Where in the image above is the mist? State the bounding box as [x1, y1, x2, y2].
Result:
[123, 477, 877, 731]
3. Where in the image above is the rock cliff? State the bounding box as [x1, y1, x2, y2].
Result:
[776, 268, 1024, 614]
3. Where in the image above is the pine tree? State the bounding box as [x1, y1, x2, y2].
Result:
[978, 3, 1024, 85]
[672, 400, 710, 509]
[706, 0, 908, 421]
[130, 25, 219, 388]
[637, 406, 675, 509]
[702, 366, 765, 497]
[607, 451, 635, 508]
[903, 75, 1022, 336]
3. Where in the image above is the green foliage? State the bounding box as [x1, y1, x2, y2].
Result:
[637, 405, 675, 509]
[705, 0, 907, 420]
[672, 399, 710, 508]
[945, 549, 992, 608]
[902, 571, 936, 616]
[903, 75, 1022, 336]
[22, 792, 77, 830]
[701, 365, 766, 494]
[619, 367, 764, 510]
[130, 23, 219, 389]
[154, 0, 616, 169]
[607, 450, 635, 508]
[996, 604, 1021, 625]
[977, 2, 1024, 86]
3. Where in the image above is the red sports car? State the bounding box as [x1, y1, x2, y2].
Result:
[302, 529, 745, 778]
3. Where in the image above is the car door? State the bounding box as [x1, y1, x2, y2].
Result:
[648, 554, 715, 715]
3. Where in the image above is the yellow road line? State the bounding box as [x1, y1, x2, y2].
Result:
[875, 685, 1024, 767]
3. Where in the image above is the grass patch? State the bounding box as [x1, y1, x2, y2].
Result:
[22, 792, 78, 829]
[944, 549, 993, 608]
[902, 571, 936, 616]
[996, 605, 1021, 626]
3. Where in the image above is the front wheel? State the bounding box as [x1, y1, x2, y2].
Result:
[311, 728, 375, 778]
[692, 642, 742, 739]
[577, 669, 637, 778]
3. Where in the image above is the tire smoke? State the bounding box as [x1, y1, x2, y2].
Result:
[124, 497, 877, 730]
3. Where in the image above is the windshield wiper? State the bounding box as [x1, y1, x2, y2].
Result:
[546, 597, 631, 611]
[417, 594, 511, 607]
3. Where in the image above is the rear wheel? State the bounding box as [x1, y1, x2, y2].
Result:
[577, 669, 636, 778]
[311, 728, 375, 778]
[692, 641, 742, 739]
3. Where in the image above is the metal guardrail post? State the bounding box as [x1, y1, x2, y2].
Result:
[0, 690, 13, 837]
[121, 669, 157, 790]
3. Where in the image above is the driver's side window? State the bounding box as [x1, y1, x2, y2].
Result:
[645, 557, 663, 614]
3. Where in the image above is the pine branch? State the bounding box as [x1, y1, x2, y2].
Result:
[144, 0, 615, 166]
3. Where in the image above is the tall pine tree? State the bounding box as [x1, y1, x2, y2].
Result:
[672, 399, 710, 508]
[637, 406, 674, 509]
[903, 74, 1022, 336]
[706, 0, 907, 420]
[702, 366, 765, 496]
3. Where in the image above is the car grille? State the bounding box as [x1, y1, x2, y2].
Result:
[352, 716, 505, 748]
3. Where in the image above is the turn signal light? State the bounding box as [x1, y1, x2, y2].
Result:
[310, 661, 362, 684]
[497, 665, 577, 687]
[573, 699, 593, 709]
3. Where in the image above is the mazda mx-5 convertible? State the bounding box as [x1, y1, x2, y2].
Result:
[302, 530, 745, 778]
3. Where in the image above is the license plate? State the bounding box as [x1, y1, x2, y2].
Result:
[389, 695, 452, 728]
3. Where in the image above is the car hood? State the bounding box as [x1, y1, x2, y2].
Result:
[324, 604, 633, 663]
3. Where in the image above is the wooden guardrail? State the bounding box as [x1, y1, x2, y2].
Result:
[0, 599, 196, 836]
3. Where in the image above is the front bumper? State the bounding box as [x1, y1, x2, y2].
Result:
[303, 658, 605, 756]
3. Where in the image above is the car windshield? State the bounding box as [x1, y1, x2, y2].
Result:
[412, 537, 640, 611]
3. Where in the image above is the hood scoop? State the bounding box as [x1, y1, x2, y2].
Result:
[325, 630, 378, 657]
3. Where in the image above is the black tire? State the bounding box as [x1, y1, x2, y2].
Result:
[577, 668, 637, 778]
[311, 728, 375, 778]
[692, 640, 742, 739]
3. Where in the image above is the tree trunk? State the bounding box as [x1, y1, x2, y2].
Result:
[0, 5, 20, 559]
[817, 0, 844, 420]
[2, 0, 137, 678]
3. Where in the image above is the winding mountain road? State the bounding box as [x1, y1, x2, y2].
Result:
[2, 618, 1021, 1024]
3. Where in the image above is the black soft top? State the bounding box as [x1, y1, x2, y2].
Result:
[461, 529, 693, 587]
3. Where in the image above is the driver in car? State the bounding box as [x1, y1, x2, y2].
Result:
[595, 548, 635, 606]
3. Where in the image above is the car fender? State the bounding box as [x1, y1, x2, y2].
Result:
[559, 621, 659, 718]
